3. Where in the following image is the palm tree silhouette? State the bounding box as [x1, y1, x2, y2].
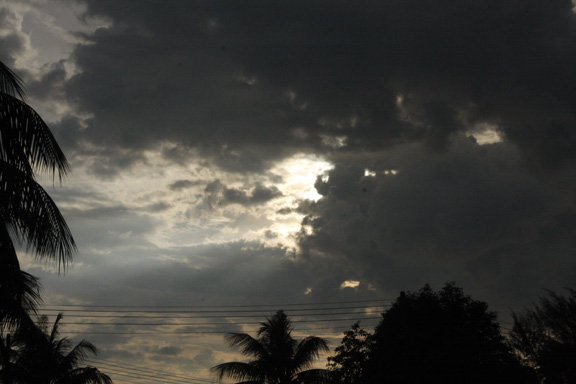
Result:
[6, 313, 112, 384]
[211, 310, 331, 384]
[0, 61, 76, 328]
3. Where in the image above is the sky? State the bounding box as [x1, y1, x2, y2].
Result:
[2, 0, 576, 382]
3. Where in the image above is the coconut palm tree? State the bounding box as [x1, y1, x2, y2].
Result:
[211, 310, 331, 384]
[0, 60, 76, 329]
[6, 313, 112, 384]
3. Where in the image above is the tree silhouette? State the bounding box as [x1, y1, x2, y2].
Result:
[211, 310, 331, 384]
[0, 61, 75, 329]
[364, 283, 537, 384]
[1, 313, 112, 384]
[510, 288, 576, 384]
[327, 322, 371, 384]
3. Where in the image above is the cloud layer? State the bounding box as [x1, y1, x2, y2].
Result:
[3, 0, 576, 381]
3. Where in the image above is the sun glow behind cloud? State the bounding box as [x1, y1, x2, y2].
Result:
[260, 154, 333, 248]
[34, 146, 333, 264]
[271, 154, 333, 203]
[340, 280, 360, 289]
[466, 122, 504, 145]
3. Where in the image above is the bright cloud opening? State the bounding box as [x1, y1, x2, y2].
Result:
[467, 122, 504, 145]
[364, 169, 376, 177]
[340, 280, 360, 289]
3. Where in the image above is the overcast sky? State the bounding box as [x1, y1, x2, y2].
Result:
[2, 0, 576, 382]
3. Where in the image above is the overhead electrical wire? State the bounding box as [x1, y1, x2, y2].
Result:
[42, 298, 393, 309]
[58, 320, 382, 335]
[32, 298, 515, 384]
[88, 357, 216, 384]
[59, 316, 381, 327]
[38, 304, 390, 316]
[37, 300, 388, 335]
[37, 299, 511, 336]
[87, 366, 209, 384]
[87, 360, 214, 384]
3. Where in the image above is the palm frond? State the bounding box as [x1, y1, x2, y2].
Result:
[0, 159, 76, 267]
[211, 361, 262, 383]
[214, 311, 329, 384]
[59, 366, 112, 384]
[0, 92, 70, 179]
[293, 336, 329, 371]
[0, 61, 25, 100]
[49, 313, 64, 343]
[229, 381, 262, 384]
[293, 369, 332, 384]
[225, 332, 267, 359]
[0, 268, 41, 330]
[0, 222, 42, 329]
[258, 310, 293, 337]
[60, 339, 98, 372]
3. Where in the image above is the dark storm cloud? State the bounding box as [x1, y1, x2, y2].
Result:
[296, 138, 576, 308]
[34, 0, 576, 313]
[26, 62, 68, 100]
[61, 0, 576, 172]
[0, 8, 26, 65]
[80, 146, 147, 179]
[154, 346, 183, 356]
[169, 179, 202, 191]
[203, 180, 282, 207]
[144, 201, 172, 212]
[35, 240, 331, 309]
[124, 240, 366, 306]
[57, 204, 161, 257]
[264, 230, 278, 239]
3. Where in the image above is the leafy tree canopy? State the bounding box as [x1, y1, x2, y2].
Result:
[1, 313, 111, 384]
[327, 322, 371, 384]
[510, 288, 576, 384]
[364, 282, 536, 384]
[212, 310, 331, 384]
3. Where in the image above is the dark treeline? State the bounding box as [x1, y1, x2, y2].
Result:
[328, 283, 576, 384]
[211, 283, 575, 384]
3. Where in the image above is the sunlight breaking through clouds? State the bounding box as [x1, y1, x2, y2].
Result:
[340, 280, 360, 289]
[466, 123, 504, 145]
[7, 0, 576, 381]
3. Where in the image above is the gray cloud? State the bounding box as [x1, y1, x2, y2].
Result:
[203, 180, 282, 207]
[169, 179, 201, 191]
[296, 138, 576, 309]
[56, 0, 576, 174]
[145, 201, 172, 212]
[0, 8, 26, 65]
[156, 346, 183, 356]
[8, 0, 576, 380]
[49, 0, 576, 314]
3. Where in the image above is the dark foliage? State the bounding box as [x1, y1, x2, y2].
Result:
[1, 313, 112, 384]
[510, 289, 576, 384]
[327, 322, 371, 384]
[211, 310, 331, 384]
[363, 283, 537, 384]
[0, 60, 75, 330]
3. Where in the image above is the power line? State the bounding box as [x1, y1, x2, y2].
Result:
[59, 316, 382, 327]
[90, 357, 216, 382]
[89, 365, 208, 384]
[39, 304, 392, 315]
[60, 322, 382, 335]
[87, 357, 215, 384]
[38, 304, 390, 316]
[42, 298, 393, 309]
